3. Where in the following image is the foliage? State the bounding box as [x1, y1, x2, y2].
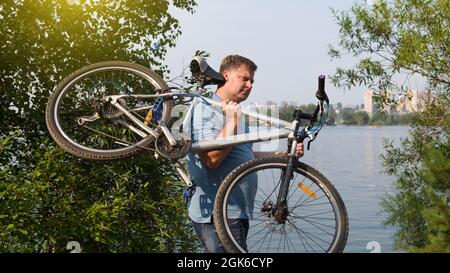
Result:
[329, 0, 449, 107]
[330, 0, 449, 252]
[381, 93, 449, 252]
[0, 130, 199, 252]
[369, 111, 413, 126]
[0, 0, 199, 252]
[275, 103, 410, 126]
[354, 111, 370, 125]
[340, 107, 357, 125]
[1, 0, 196, 131]
[276, 103, 335, 125]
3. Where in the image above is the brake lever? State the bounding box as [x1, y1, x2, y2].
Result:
[307, 139, 312, 150]
[306, 102, 324, 151]
[306, 131, 318, 150]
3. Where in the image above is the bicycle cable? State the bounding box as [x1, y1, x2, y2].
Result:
[80, 124, 156, 152]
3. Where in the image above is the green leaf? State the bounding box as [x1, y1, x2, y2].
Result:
[19, 229, 28, 235]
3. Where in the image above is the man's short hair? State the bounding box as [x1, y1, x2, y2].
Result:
[219, 55, 257, 75]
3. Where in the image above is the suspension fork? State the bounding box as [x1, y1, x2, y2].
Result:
[275, 121, 305, 223]
[274, 141, 297, 223]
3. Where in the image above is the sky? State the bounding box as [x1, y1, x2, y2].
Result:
[164, 0, 372, 106]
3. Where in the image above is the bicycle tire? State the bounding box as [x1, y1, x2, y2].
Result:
[45, 61, 172, 160]
[213, 156, 349, 253]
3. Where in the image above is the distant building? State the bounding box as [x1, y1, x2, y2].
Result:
[396, 89, 429, 113]
[364, 90, 377, 116]
[363, 89, 428, 115]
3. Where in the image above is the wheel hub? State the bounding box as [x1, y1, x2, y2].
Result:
[274, 201, 289, 224]
[101, 98, 127, 119]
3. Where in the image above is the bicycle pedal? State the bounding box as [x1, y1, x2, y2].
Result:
[182, 181, 196, 205]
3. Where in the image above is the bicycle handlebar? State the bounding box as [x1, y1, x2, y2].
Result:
[293, 75, 328, 123]
[291, 75, 330, 150]
[315, 75, 329, 103]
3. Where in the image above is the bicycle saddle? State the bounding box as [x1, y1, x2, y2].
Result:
[190, 56, 225, 86]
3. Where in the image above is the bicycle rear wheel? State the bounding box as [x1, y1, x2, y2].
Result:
[213, 156, 349, 253]
[45, 61, 172, 160]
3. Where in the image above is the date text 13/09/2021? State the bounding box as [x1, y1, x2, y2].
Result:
[177, 257, 274, 270]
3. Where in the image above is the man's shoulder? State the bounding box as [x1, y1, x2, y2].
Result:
[193, 99, 223, 122]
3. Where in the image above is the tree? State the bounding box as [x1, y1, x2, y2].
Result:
[0, 0, 199, 252]
[340, 107, 356, 125]
[329, 0, 449, 106]
[277, 103, 319, 125]
[327, 104, 337, 125]
[381, 93, 449, 252]
[354, 111, 370, 125]
[330, 0, 449, 252]
[278, 103, 296, 122]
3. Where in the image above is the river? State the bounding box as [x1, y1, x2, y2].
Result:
[252, 125, 411, 253]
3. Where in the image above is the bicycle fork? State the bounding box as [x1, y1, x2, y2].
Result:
[273, 120, 306, 224]
[273, 139, 298, 224]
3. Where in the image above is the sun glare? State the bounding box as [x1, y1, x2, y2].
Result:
[66, 0, 81, 6]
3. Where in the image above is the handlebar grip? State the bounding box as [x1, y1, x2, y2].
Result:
[190, 59, 200, 74]
[315, 75, 328, 102]
[318, 75, 325, 92]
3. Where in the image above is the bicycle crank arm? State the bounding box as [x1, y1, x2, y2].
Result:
[175, 163, 193, 187]
[160, 125, 177, 146]
[77, 112, 101, 125]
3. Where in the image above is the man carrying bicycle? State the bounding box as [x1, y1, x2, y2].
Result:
[186, 55, 304, 253]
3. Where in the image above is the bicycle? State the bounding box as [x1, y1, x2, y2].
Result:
[45, 56, 349, 253]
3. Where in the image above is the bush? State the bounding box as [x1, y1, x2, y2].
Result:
[0, 129, 199, 252]
[381, 93, 449, 252]
[0, 0, 199, 252]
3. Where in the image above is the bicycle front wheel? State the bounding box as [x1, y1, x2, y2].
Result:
[45, 61, 172, 160]
[213, 156, 349, 253]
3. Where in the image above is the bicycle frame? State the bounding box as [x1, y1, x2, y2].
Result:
[104, 87, 329, 187]
[46, 60, 346, 252]
[106, 91, 293, 148]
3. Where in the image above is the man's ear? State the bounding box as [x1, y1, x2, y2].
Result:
[223, 70, 229, 82]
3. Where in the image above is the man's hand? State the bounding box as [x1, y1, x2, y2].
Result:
[295, 142, 305, 157]
[273, 142, 305, 158]
[255, 142, 305, 159]
[222, 99, 240, 120]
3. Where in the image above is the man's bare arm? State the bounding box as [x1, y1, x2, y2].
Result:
[198, 100, 240, 169]
[198, 117, 237, 169]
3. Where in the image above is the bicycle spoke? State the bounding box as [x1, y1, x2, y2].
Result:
[291, 212, 336, 231]
[219, 158, 347, 253]
[53, 66, 165, 153]
[292, 180, 319, 208]
[287, 172, 306, 202]
[289, 218, 318, 253]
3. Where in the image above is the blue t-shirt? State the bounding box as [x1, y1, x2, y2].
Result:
[186, 93, 257, 223]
